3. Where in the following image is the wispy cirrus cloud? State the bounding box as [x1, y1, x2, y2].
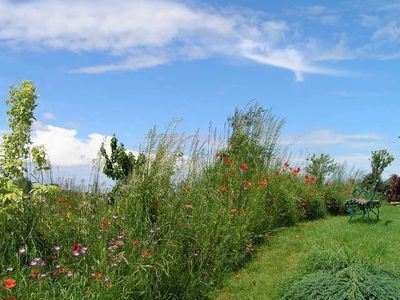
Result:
[281, 128, 386, 148]
[0, 0, 357, 81]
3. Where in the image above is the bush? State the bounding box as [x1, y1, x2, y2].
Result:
[323, 184, 353, 215]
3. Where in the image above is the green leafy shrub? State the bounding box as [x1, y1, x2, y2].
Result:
[324, 183, 353, 215]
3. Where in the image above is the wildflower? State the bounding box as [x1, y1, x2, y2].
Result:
[103, 276, 110, 283]
[215, 152, 222, 157]
[265, 176, 271, 181]
[258, 181, 266, 187]
[67, 271, 73, 278]
[106, 282, 113, 288]
[91, 272, 102, 279]
[230, 171, 237, 175]
[224, 157, 233, 166]
[6, 267, 14, 273]
[118, 229, 126, 239]
[30, 258, 41, 266]
[72, 250, 79, 257]
[51, 256, 58, 260]
[112, 215, 118, 219]
[182, 204, 193, 209]
[54, 245, 61, 252]
[59, 268, 66, 273]
[80, 247, 88, 256]
[141, 251, 152, 258]
[29, 270, 39, 277]
[284, 162, 289, 167]
[18, 247, 26, 255]
[52, 271, 59, 277]
[245, 181, 251, 187]
[4, 279, 16, 289]
[183, 186, 190, 193]
[58, 199, 68, 205]
[230, 208, 237, 215]
[276, 171, 281, 176]
[39, 273, 47, 278]
[102, 219, 111, 229]
[293, 167, 301, 174]
[241, 164, 248, 171]
[220, 185, 228, 192]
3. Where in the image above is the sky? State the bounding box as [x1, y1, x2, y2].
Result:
[0, 0, 399, 183]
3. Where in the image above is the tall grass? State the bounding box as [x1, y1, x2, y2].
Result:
[0, 104, 357, 299]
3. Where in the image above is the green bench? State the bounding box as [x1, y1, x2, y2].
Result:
[344, 188, 384, 222]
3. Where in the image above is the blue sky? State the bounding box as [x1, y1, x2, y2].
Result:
[0, 0, 399, 181]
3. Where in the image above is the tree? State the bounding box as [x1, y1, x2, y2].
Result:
[362, 149, 394, 192]
[304, 153, 337, 186]
[100, 135, 145, 204]
[0, 81, 54, 216]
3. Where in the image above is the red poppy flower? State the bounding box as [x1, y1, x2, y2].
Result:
[58, 199, 68, 205]
[92, 272, 102, 279]
[258, 181, 266, 187]
[284, 162, 289, 167]
[4, 279, 16, 289]
[220, 185, 228, 192]
[265, 176, 271, 181]
[245, 181, 251, 187]
[224, 157, 233, 166]
[102, 219, 111, 229]
[72, 243, 80, 252]
[241, 164, 248, 171]
[141, 251, 152, 258]
[276, 171, 281, 176]
[59, 268, 66, 273]
[230, 171, 237, 175]
[30, 270, 39, 277]
[215, 152, 222, 157]
[106, 282, 113, 288]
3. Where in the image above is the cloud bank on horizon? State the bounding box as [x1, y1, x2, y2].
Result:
[1, 0, 398, 80]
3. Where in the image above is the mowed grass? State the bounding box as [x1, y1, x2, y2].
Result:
[210, 205, 400, 300]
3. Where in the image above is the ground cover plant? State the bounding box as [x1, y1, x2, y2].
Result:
[0, 82, 379, 299]
[280, 250, 400, 299]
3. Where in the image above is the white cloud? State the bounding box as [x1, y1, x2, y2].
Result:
[0, 0, 350, 80]
[72, 54, 169, 73]
[281, 129, 385, 148]
[32, 122, 109, 166]
[372, 22, 400, 41]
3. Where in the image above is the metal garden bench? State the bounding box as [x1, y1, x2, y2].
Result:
[344, 188, 384, 222]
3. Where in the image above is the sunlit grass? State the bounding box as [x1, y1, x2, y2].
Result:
[211, 205, 400, 300]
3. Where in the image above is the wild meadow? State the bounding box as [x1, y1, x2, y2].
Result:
[0, 81, 396, 299]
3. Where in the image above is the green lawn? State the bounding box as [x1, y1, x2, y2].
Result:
[210, 205, 400, 300]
